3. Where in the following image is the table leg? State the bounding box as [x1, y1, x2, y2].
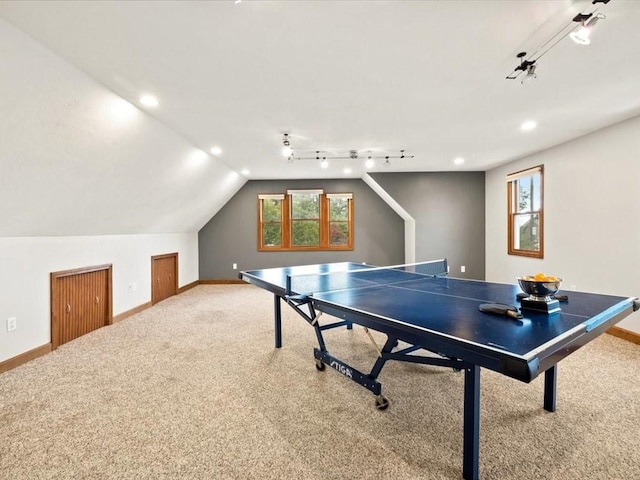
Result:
[463, 364, 480, 480]
[274, 294, 282, 348]
[544, 365, 557, 412]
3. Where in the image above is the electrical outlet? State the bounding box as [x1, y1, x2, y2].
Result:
[570, 285, 577, 291]
[232, 263, 237, 270]
[128, 282, 137, 293]
[461, 266, 466, 273]
[7, 317, 16, 332]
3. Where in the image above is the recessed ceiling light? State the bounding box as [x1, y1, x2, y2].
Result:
[188, 150, 208, 168]
[365, 158, 375, 169]
[241, 169, 250, 176]
[282, 146, 293, 157]
[139, 94, 159, 107]
[454, 157, 465, 165]
[210, 146, 222, 156]
[320, 159, 329, 169]
[344, 168, 352, 175]
[521, 120, 537, 131]
[107, 97, 137, 124]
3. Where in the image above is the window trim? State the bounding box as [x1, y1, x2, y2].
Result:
[507, 165, 544, 258]
[257, 190, 354, 252]
[257, 194, 286, 250]
[289, 189, 322, 249]
[326, 193, 354, 250]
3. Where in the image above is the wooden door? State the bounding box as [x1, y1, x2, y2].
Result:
[151, 253, 178, 304]
[51, 264, 112, 350]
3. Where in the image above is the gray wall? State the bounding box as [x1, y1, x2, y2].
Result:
[370, 172, 485, 279]
[199, 179, 405, 279]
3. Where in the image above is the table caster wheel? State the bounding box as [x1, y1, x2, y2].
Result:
[315, 360, 325, 371]
[375, 395, 389, 410]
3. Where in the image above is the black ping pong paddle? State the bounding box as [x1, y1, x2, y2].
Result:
[479, 303, 524, 321]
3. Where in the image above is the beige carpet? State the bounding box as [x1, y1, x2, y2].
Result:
[1, 285, 639, 480]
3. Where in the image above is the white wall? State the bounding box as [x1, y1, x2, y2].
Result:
[0, 17, 245, 237]
[0, 233, 198, 363]
[0, 18, 242, 363]
[486, 115, 640, 333]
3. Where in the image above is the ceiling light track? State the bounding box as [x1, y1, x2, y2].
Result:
[288, 150, 413, 168]
[290, 150, 414, 162]
[280, 132, 413, 168]
[506, 0, 610, 84]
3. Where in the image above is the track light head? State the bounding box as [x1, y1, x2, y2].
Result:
[521, 64, 537, 85]
[506, 52, 537, 81]
[570, 13, 605, 45]
[365, 157, 374, 168]
[282, 133, 293, 156]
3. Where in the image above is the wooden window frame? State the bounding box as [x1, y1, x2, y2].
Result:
[257, 194, 286, 250]
[258, 190, 354, 251]
[326, 193, 354, 250]
[289, 189, 323, 249]
[507, 165, 544, 258]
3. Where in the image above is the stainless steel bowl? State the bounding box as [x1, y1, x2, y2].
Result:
[517, 278, 562, 300]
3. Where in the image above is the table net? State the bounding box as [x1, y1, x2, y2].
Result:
[286, 259, 448, 296]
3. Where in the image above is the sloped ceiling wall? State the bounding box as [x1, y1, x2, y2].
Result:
[0, 18, 245, 237]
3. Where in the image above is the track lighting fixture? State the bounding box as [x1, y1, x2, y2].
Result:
[570, 13, 606, 45]
[506, 0, 610, 83]
[291, 150, 412, 165]
[282, 133, 293, 157]
[365, 156, 374, 169]
[521, 64, 537, 85]
[278, 133, 412, 168]
[506, 52, 536, 82]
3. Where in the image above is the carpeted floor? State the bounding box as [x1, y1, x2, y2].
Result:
[1, 285, 639, 479]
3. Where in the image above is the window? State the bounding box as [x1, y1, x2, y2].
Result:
[259, 194, 284, 247]
[258, 190, 353, 251]
[327, 193, 351, 247]
[290, 190, 321, 247]
[507, 165, 543, 258]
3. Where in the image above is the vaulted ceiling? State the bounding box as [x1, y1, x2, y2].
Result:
[1, 1, 639, 234]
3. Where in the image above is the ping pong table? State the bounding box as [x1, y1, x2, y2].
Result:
[239, 260, 639, 480]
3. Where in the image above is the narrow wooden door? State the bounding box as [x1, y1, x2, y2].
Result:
[51, 264, 112, 350]
[151, 253, 178, 304]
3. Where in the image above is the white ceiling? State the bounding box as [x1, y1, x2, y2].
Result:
[1, 0, 640, 180]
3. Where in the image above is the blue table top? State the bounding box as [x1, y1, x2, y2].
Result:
[241, 262, 637, 373]
[312, 275, 628, 358]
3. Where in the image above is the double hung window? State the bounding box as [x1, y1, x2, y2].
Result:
[258, 190, 353, 251]
[507, 165, 544, 258]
